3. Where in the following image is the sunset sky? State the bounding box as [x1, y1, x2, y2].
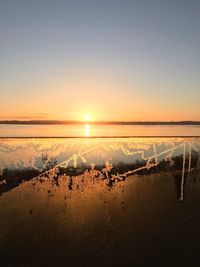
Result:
[0, 0, 200, 121]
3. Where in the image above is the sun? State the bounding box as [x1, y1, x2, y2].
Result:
[84, 113, 91, 122]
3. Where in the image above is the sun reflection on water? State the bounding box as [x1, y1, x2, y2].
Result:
[85, 124, 90, 137]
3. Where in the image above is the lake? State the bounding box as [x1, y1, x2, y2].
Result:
[0, 124, 200, 137]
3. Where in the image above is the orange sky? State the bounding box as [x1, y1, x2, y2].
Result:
[0, 1, 200, 122]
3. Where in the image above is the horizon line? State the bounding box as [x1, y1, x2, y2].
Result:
[0, 120, 200, 125]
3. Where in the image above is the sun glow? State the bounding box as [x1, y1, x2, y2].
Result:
[84, 114, 91, 122]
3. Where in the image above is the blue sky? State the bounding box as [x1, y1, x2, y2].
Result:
[0, 0, 200, 121]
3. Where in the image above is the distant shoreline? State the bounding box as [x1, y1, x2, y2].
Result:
[0, 120, 200, 125]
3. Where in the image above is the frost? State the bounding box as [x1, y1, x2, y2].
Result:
[0, 179, 6, 185]
[0, 137, 200, 201]
[0, 168, 4, 176]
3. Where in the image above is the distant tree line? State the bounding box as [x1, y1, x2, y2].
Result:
[0, 120, 200, 125]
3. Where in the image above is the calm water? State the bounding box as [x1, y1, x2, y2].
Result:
[0, 136, 200, 266]
[0, 124, 200, 137]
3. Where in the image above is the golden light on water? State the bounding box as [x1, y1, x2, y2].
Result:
[84, 114, 91, 137]
[85, 124, 90, 137]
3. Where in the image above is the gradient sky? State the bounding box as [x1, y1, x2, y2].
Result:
[0, 0, 200, 121]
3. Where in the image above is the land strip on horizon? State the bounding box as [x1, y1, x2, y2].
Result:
[0, 120, 200, 125]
